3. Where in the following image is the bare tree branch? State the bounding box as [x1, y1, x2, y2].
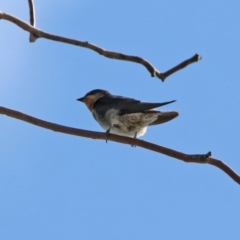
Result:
[0, 11, 201, 81]
[27, 0, 37, 42]
[0, 106, 239, 185]
[2, 6, 236, 185]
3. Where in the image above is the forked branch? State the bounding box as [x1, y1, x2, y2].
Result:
[0, 106, 239, 185]
[0, 11, 201, 81]
[27, 0, 37, 42]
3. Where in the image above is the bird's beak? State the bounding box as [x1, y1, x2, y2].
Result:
[77, 97, 84, 102]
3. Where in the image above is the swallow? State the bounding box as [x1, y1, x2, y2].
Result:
[77, 89, 178, 139]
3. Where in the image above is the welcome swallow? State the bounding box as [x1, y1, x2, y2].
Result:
[77, 89, 178, 138]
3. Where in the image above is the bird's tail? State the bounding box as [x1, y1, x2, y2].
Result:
[149, 111, 179, 126]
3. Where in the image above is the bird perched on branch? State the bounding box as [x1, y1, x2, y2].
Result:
[77, 89, 178, 138]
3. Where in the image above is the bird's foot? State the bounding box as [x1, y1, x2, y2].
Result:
[131, 132, 137, 147]
[106, 128, 111, 143]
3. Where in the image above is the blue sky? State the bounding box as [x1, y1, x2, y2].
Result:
[1, 0, 240, 239]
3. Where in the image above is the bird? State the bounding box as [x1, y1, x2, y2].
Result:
[77, 89, 178, 139]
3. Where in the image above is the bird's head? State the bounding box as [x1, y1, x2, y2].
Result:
[77, 89, 110, 112]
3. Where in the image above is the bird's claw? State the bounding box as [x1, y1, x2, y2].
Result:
[106, 128, 111, 143]
[131, 132, 137, 147]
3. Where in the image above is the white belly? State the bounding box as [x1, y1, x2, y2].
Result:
[93, 109, 160, 138]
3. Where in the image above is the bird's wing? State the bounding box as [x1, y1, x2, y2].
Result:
[118, 100, 176, 115]
[94, 95, 176, 116]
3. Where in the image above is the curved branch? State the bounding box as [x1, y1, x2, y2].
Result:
[27, 0, 37, 42]
[0, 106, 239, 185]
[0, 11, 201, 81]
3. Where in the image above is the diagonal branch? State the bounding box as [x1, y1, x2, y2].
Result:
[0, 11, 201, 81]
[27, 0, 37, 42]
[0, 106, 239, 185]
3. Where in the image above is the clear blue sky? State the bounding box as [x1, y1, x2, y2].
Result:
[1, 0, 240, 239]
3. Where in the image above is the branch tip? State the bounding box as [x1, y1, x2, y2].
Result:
[196, 54, 202, 61]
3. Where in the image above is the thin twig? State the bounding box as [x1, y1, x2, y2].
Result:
[0, 106, 239, 185]
[27, 0, 37, 42]
[0, 11, 201, 81]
